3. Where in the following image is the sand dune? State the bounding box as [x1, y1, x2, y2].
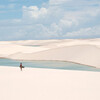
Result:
[0, 39, 100, 100]
[0, 66, 100, 100]
[0, 39, 100, 68]
[0, 43, 49, 56]
[8, 45, 100, 68]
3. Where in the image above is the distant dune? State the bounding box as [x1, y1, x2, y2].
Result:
[0, 39, 100, 68]
[8, 45, 100, 68]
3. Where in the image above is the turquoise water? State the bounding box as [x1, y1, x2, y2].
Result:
[0, 58, 100, 72]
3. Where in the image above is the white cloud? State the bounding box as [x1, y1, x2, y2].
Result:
[0, 0, 100, 40]
[23, 6, 47, 19]
[64, 26, 100, 38]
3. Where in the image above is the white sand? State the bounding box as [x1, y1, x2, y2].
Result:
[0, 39, 100, 68]
[8, 45, 100, 68]
[0, 66, 100, 100]
[0, 39, 100, 100]
[0, 43, 49, 57]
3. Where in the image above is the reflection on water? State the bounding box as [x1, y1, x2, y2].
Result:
[0, 59, 100, 72]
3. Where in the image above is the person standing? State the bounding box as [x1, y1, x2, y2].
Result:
[19, 63, 24, 71]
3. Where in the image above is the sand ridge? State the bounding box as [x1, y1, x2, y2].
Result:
[0, 39, 100, 68]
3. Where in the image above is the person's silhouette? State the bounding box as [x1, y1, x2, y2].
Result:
[19, 63, 24, 71]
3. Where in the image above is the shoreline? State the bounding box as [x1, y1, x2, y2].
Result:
[1, 57, 98, 69]
[1, 39, 100, 69]
[0, 58, 100, 73]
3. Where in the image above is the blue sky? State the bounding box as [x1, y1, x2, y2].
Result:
[0, 0, 100, 40]
[0, 0, 48, 19]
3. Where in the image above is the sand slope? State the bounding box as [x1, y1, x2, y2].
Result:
[8, 45, 100, 68]
[0, 43, 49, 57]
[0, 66, 100, 100]
[0, 39, 100, 68]
[0, 39, 100, 100]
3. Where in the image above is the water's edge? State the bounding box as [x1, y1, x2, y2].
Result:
[0, 58, 100, 72]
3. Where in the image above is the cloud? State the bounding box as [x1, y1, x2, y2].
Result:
[22, 6, 47, 19]
[64, 26, 100, 38]
[0, 0, 100, 40]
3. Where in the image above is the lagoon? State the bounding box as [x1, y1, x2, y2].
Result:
[0, 58, 100, 72]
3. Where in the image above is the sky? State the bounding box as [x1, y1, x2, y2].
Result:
[0, 0, 100, 40]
